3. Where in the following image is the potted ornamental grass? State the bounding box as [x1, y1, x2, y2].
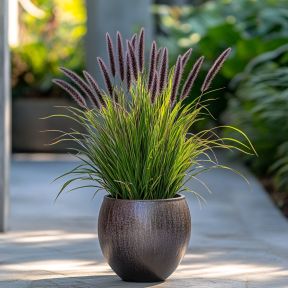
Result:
[52, 28, 255, 282]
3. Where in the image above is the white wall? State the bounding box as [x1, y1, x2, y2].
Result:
[0, 0, 10, 232]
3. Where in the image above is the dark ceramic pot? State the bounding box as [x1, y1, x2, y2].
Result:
[98, 194, 191, 282]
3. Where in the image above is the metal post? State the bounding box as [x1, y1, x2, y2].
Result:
[0, 0, 10, 232]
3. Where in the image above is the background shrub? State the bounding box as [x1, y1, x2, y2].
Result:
[155, 0, 288, 122]
[11, 0, 86, 99]
[225, 45, 288, 195]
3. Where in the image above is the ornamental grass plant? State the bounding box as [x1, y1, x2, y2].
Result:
[52, 28, 256, 200]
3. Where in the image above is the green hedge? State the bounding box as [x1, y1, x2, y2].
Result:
[225, 45, 288, 192]
[155, 0, 288, 120]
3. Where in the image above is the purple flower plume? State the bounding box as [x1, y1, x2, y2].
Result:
[138, 28, 145, 73]
[170, 56, 183, 106]
[156, 48, 163, 67]
[117, 31, 125, 81]
[97, 57, 113, 97]
[53, 79, 87, 108]
[201, 48, 231, 92]
[83, 70, 105, 107]
[180, 56, 204, 100]
[54, 30, 231, 113]
[106, 33, 116, 77]
[158, 47, 168, 94]
[181, 48, 192, 70]
[148, 41, 157, 90]
[60, 67, 98, 107]
[131, 34, 137, 49]
[125, 51, 131, 89]
[127, 41, 138, 80]
[151, 72, 159, 104]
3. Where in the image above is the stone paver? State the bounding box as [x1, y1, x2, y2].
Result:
[0, 154, 288, 287]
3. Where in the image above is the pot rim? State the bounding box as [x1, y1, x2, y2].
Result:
[103, 193, 185, 202]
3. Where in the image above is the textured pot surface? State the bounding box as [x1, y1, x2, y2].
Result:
[98, 194, 191, 282]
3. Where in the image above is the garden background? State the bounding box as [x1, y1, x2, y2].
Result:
[11, 0, 288, 216]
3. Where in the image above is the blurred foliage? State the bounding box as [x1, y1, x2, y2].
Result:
[225, 45, 288, 192]
[11, 0, 86, 99]
[154, 0, 288, 121]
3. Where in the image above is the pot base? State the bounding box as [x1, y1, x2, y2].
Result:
[122, 278, 165, 283]
[119, 267, 166, 282]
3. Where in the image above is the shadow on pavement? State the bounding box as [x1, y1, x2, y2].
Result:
[29, 275, 163, 288]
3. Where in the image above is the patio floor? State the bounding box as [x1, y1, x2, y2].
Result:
[0, 154, 288, 287]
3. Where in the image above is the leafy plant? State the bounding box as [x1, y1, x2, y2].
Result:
[154, 0, 288, 120]
[52, 29, 255, 200]
[272, 142, 288, 191]
[11, 0, 86, 99]
[225, 45, 288, 191]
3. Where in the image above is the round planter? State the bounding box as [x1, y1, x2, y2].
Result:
[98, 194, 191, 282]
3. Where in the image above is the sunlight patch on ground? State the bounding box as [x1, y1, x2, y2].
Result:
[0, 230, 96, 244]
[2, 260, 108, 273]
[177, 262, 288, 281]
